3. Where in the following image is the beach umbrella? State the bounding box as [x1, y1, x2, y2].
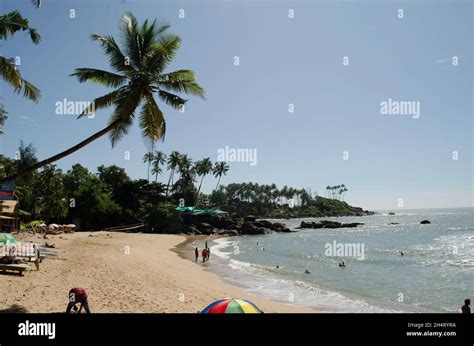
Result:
[200, 298, 264, 314]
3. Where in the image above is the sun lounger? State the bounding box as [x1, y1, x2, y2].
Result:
[0, 263, 29, 276]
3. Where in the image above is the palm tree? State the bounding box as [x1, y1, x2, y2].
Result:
[0, 103, 7, 136]
[213, 161, 229, 192]
[166, 151, 181, 195]
[151, 151, 166, 182]
[194, 157, 213, 195]
[31, 0, 42, 8]
[142, 151, 155, 181]
[0, 12, 205, 184]
[0, 10, 41, 103]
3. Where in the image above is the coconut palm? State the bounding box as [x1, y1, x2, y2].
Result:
[213, 161, 229, 192]
[151, 151, 166, 182]
[142, 151, 155, 181]
[0, 12, 205, 184]
[166, 151, 181, 195]
[0, 103, 7, 136]
[194, 157, 213, 195]
[0, 10, 41, 103]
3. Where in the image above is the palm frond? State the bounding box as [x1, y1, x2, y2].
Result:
[157, 90, 187, 109]
[156, 69, 205, 98]
[77, 86, 129, 118]
[108, 88, 143, 146]
[139, 94, 166, 142]
[70, 68, 126, 88]
[0, 11, 41, 44]
[0, 56, 41, 102]
[91, 34, 134, 74]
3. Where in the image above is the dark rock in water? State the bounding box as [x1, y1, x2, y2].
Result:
[225, 229, 239, 237]
[388, 212, 396, 215]
[341, 222, 365, 228]
[320, 220, 342, 228]
[243, 215, 256, 222]
[252, 221, 264, 228]
[258, 220, 274, 229]
[300, 221, 313, 229]
[240, 221, 259, 235]
[197, 223, 213, 234]
[388, 222, 399, 225]
[420, 220, 431, 224]
[272, 222, 287, 232]
[257, 227, 272, 235]
[297, 220, 364, 229]
[280, 227, 292, 233]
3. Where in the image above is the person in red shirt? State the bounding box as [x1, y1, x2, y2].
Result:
[194, 247, 199, 263]
[66, 287, 91, 313]
[202, 248, 207, 263]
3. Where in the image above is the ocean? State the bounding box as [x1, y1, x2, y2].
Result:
[204, 208, 474, 313]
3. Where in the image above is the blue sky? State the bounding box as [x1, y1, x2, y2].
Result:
[0, 0, 472, 210]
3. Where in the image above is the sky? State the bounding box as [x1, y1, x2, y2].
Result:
[0, 0, 472, 210]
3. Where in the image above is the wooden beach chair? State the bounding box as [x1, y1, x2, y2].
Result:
[0, 263, 29, 276]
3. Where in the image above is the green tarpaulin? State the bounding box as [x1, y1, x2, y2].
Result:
[0, 232, 19, 246]
[175, 207, 227, 215]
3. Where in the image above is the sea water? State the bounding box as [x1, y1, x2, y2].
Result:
[207, 208, 474, 313]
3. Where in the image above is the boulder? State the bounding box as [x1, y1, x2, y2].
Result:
[388, 212, 396, 215]
[271, 222, 287, 231]
[341, 222, 364, 228]
[240, 221, 258, 235]
[388, 222, 399, 225]
[197, 223, 213, 234]
[299, 221, 313, 229]
[243, 215, 256, 222]
[258, 220, 274, 229]
[420, 220, 431, 224]
[224, 229, 239, 237]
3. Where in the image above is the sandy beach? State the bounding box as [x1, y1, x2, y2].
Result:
[0, 231, 308, 313]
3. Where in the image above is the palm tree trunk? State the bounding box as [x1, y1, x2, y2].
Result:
[197, 175, 204, 195]
[215, 175, 221, 191]
[0, 121, 119, 184]
[147, 162, 150, 181]
[166, 170, 174, 196]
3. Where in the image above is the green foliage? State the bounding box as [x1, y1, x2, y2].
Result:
[141, 203, 183, 233]
[20, 219, 45, 232]
[63, 164, 120, 230]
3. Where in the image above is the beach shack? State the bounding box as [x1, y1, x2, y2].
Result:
[0, 200, 20, 232]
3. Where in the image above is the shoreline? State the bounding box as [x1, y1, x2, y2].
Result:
[1, 231, 310, 313]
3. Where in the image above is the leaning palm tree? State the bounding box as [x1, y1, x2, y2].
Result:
[0, 10, 41, 103]
[194, 157, 213, 195]
[151, 151, 166, 182]
[166, 151, 181, 195]
[142, 151, 155, 181]
[0, 12, 205, 184]
[213, 161, 229, 192]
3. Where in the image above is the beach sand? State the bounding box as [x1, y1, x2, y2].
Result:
[0, 231, 309, 313]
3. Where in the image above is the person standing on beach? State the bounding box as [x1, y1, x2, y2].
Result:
[205, 241, 208, 249]
[202, 248, 207, 263]
[194, 247, 199, 263]
[207, 247, 211, 261]
[461, 299, 471, 314]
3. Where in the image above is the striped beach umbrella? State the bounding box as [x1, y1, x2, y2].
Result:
[200, 298, 264, 314]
